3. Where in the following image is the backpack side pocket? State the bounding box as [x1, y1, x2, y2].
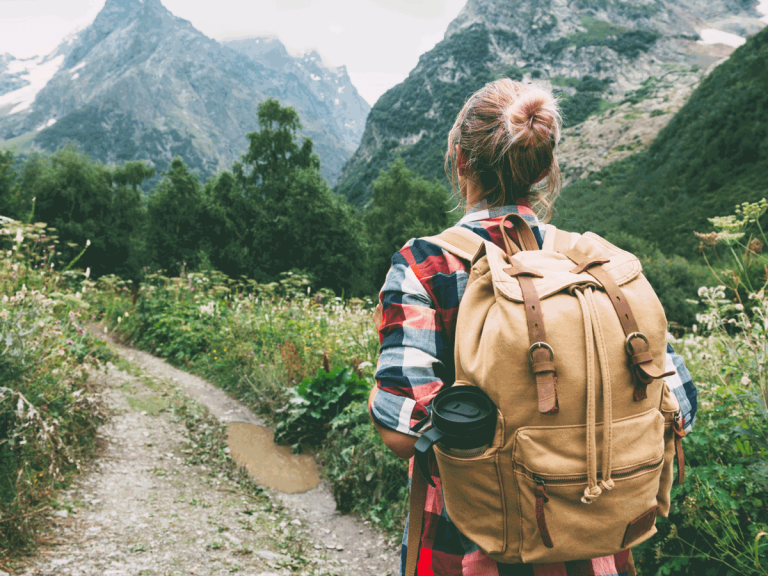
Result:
[434, 411, 507, 556]
[657, 379, 684, 518]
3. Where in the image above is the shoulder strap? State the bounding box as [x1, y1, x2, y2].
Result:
[405, 468, 428, 576]
[543, 223, 580, 253]
[422, 226, 485, 261]
[542, 224, 557, 251]
[554, 227, 574, 253]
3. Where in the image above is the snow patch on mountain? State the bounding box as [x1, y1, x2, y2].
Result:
[698, 28, 747, 48]
[0, 55, 65, 115]
[758, 0, 768, 23]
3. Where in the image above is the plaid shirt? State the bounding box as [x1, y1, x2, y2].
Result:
[372, 201, 698, 576]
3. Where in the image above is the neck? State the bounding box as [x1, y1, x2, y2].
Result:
[464, 179, 485, 213]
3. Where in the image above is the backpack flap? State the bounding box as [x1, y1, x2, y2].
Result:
[485, 235, 643, 303]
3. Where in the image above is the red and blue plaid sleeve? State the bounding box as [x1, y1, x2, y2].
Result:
[371, 237, 469, 436]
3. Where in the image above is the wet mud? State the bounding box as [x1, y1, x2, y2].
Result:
[226, 422, 320, 494]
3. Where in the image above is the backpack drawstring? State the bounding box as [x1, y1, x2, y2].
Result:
[586, 288, 615, 494]
[575, 287, 614, 504]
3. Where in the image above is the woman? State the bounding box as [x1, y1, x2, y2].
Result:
[368, 79, 697, 576]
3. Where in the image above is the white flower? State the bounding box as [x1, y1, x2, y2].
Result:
[84, 267, 90, 279]
[357, 361, 373, 370]
[117, 316, 121, 323]
[86, 239, 91, 247]
[697, 287, 708, 297]
[740, 376, 751, 387]
[14, 229, 23, 243]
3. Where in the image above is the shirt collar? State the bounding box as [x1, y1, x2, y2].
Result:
[457, 200, 540, 227]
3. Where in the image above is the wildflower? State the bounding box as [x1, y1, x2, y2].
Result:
[117, 317, 122, 323]
[740, 376, 751, 387]
[86, 239, 91, 247]
[14, 229, 23, 243]
[708, 215, 742, 233]
[124, 311, 129, 317]
[85, 267, 91, 279]
[67, 340, 74, 345]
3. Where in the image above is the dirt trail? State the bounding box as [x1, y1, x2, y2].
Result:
[15, 330, 401, 576]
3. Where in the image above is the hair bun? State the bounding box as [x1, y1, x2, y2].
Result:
[506, 88, 560, 147]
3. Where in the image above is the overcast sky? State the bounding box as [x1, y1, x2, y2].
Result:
[0, 0, 467, 104]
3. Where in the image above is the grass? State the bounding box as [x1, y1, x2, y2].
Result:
[0, 130, 37, 154]
[126, 394, 170, 417]
[569, 15, 627, 45]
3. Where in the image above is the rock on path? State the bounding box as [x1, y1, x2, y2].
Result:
[15, 330, 400, 576]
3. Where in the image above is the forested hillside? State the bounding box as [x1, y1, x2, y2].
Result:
[335, 0, 764, 206]
[554, 25, 768, 257]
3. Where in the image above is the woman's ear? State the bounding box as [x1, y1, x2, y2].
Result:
[532, 168, 549, 184]
[456, 146, 468, 176]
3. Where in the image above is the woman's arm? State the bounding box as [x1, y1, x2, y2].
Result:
[368, 239, 458, 461]
[369, 386, 418, 459]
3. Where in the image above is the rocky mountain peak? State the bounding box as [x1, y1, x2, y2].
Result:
[0, 0, 370, 186]
[336, 0, 766, 206]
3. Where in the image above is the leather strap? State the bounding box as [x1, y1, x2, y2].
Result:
[405, 465, 428, 576]
[563, 248, 674, 400]
[535, 481, 554, 548]
[504, 260, 558, 414]
[627, 549, 637, 576]
[518, 273, 559, 415]
[501, 219, 556, 414]
[674, 414, 686, 486]
[500, 213, 540, 253]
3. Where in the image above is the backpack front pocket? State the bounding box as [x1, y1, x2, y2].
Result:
[513, 409, 665, 563]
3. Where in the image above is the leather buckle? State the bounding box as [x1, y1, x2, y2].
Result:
[625, 332, 649, 355]
[528, 342, 554, 365]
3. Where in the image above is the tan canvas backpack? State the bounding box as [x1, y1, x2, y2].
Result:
[401, 215, 687, 572]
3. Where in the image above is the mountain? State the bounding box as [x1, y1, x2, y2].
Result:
[0, 0, 370, 185]
[335, 0, 766, 206]
[552, 24, 768, 256]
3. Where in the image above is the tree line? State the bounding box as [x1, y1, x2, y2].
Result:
[0, 99, 455, 296]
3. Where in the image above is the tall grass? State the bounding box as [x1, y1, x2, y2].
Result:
[0, 220, 111, 558]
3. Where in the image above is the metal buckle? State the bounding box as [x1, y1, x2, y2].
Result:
[625, 332, 649, 355]
[528, 342, 554, 364]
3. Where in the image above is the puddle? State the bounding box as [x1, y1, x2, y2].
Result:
[225, 422, 320, 494]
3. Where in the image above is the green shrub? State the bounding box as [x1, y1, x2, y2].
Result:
[0, 221, 109, 555]
[273, 367, 369, 450]
[322, 402, 409, 532]
[634, 286, 768, 575]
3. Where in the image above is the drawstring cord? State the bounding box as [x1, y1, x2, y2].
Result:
[575, 287, 615, 504]
[586, 288, 614, 494]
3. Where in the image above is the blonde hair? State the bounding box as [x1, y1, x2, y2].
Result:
[444, 79, 562, 221]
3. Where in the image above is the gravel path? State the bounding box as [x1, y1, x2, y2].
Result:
[11, 330, 401, 576]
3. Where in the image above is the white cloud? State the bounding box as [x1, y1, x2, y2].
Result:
[0, 0, 467, 106]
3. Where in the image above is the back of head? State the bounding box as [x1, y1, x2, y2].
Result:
[445, 79, 562, 220]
